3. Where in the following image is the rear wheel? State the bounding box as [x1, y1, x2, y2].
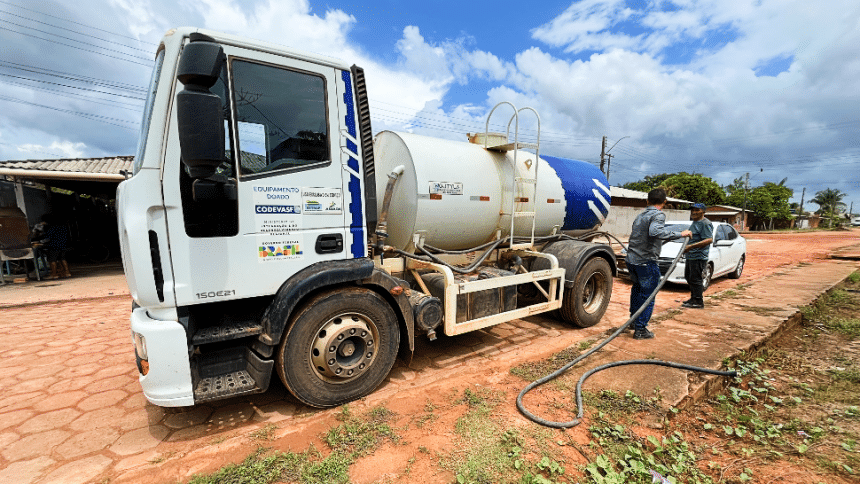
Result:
[728, 255, 745, 279]
[702, 263, 714, 290]
[558, 257, 613, 328]
[276, 287, 400, 408]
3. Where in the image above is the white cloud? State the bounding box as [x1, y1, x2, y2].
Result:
[18, 141, 87, 159]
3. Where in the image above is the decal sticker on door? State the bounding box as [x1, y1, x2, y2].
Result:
[302, 187, 342, 215]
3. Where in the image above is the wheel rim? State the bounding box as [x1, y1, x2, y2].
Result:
[736, 257, 744, 277]
[310, 313, 379, 384]
[581, 271, 607, 314]
[703, 265, 712, 288]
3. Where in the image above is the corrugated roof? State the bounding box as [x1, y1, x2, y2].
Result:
[0, 156, 133, 181]
[706, 204, 746, 212]
[610, 186, 693, 204]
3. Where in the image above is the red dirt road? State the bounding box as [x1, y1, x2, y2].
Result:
[0, 229, 857, 484]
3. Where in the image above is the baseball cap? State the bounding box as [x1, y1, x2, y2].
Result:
[691, 203, 706, 210]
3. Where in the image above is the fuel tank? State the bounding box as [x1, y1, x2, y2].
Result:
[373, 131, 610, 250]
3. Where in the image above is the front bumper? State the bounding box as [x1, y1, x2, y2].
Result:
[131, 307, 194, 406]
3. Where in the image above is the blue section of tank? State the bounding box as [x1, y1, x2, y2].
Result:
[541, 155, 611, 230]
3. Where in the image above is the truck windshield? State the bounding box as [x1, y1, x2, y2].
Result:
[133, 48, 166, 175]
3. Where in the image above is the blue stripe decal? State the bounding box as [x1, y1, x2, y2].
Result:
[542, 155, 611, 230]
[341, 70, 364, 258]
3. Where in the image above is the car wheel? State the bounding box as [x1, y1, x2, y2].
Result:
[728, 255, 745, 279]
[702, 263, 713, 290]
[276, 287, 400, 408]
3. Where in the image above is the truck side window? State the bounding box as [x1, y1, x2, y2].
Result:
[231, 60, 329, 176]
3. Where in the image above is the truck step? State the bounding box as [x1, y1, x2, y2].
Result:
[192, 347, 274, 403]
[192, 322, 263, 345]
[195, 371, 257, 402]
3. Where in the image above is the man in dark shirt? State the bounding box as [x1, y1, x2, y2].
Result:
[626, 189, 692, 339]
[682, 203, 713, 309]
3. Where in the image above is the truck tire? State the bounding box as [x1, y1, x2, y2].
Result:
[276, 287, 400, 408]
[558, 257, 612, 328]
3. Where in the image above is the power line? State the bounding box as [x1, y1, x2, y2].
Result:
[0, 59, 146, 92]
[0, 72, 145, 100]
[2, 78, 144, 110]
[0, 0, 158, 46]
[0, 11, 152, 53]
[0, 94, 138, 129]
[0, 26, 153, 66]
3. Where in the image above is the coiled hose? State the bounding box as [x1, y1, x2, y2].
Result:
[516, 236, 738, 428]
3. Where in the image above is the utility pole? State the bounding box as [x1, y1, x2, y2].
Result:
[799, 187, 805, 215]
[599, 136, 607, 174]
[606, 153, 614, 182]
[742, 172, 749, 231]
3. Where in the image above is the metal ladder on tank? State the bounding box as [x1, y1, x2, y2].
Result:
[417, 101, 563, 337]
[482, 102, 542, 250]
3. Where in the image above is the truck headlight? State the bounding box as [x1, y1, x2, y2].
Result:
[132, 331, 149, 375]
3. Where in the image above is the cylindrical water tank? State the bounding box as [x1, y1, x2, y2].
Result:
[373, 131, 610, 250]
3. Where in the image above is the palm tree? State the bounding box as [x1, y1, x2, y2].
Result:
[810, 188, 847, 228]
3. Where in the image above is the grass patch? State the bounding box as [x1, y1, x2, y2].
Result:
[248, 424, 277, 441]
[651, 309, 682, 323]
[443, 387, 569, 484]
[510, 346, 582, 381]
[186, 405, 397, 484]
[740, 306, 786, 316]
[582, 389, 661, 423]
[802, 287, 860, 338]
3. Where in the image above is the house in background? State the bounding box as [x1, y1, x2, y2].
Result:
[704, 205, 753, 232]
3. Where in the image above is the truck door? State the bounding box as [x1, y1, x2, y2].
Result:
[162, 43, 357, 307]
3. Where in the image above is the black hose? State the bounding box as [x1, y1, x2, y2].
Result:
[387, 236, 510, 275]
[415, 238, 508, 274]
[516, 236, 738, 428]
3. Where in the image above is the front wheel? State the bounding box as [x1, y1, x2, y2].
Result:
[558, 257, 613, 328]
[276, 287, 400, 408]
[702, 263, 714, 290]
[728, 255, 744, 279]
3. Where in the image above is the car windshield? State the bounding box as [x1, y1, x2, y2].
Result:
[665, 223, 691, 232]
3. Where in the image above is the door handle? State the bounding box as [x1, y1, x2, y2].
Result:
[315, 233, 343, 254]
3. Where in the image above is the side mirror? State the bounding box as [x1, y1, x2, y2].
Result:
[176, 34, 226, 179]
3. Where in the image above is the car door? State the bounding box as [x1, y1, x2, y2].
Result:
[723, 225, 745, 271]
[710, 225, 729, 275]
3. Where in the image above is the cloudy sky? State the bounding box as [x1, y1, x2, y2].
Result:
[1, 0, 858, 210]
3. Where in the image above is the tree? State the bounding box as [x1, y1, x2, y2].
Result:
[621, 172, 725, 206]
[621, 173, 675, 193]
[753, 182, 793, 230]
[810, 188, 848, 228]
[661, 172, 726, 206]
[725, 181, 793, 230]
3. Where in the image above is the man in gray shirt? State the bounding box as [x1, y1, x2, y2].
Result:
[626, 189, 692, 339]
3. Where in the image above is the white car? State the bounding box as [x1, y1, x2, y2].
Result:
[620, 221, 747, 289]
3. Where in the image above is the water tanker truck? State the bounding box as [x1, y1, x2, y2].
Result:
[118, 27, 616, 408]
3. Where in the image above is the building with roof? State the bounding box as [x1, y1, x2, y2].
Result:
[703, 205, 753, 232]
[0, 156, 132, 265]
